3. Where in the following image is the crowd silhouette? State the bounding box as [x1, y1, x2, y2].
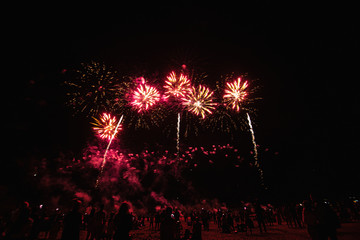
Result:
[1, 195, 359, 240]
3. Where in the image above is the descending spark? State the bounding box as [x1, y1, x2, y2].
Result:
[177, 112, 180, 157]
[246, 113, 258, 166]
[182, 85, 217, 119]
[246, 113, 265, 186]
[223, 77, 248, 112]
[95, 114, 124, 188]
[131, 83, 160, 112]
[164, 71, 191, 98]
[92, 113, 122, 141]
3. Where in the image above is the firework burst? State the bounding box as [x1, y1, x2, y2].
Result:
[65, 62, 119, 116]
[203, 74, 260, 137]
[164, 71, 191, 99]
[131, 83, 161, 113]
[92, 113, 122, 141]
[223, 77, 248, 112]
[182, 85, 217, 119]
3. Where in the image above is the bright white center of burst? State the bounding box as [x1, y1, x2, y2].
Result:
[194, 101, 202, 108]
[234, 92, 240, 99]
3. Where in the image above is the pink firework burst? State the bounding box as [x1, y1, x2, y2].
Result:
[92, 113, 122, 140]
[164, 71, 191, 99]
[223, 77, 248, 112]
[131, 83, 160, 112]
[182, 85, 217, 119]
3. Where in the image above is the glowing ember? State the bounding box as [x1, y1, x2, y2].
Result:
[182, 85, 216, 119]
[223, 77, 248, 112]
[164, 71, 191, 98]
[131, 83, 160, 112]
[92, 113, 122, 141]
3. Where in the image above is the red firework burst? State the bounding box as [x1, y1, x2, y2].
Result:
[131, 83, 160, 112]
[164, 71, 191, 99]
[223, 77, 248, 112]
[182, 85, 217, 119]
[92, 113, 122, 140]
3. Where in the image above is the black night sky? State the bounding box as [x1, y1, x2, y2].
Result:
[3, 3, 359, 204]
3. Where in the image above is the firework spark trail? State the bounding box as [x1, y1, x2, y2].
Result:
[95, 114, 124, 188]
[177, 112, 181, 158]
[246, 112, 265, 186]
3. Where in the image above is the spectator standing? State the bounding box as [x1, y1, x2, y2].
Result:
[113, 202, 133, 240]
[61, 200, 82, 240]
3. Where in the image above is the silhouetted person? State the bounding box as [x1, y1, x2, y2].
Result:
[91, 204, 106, 240]
[227, 212, 234, 232]
[105, 212, 115, 240]
[174, 208, 180, 222]
[85, 206, 95, 240]
[201, 209, 209, 231]
[160, 207, 176, 240]
[61, 199, 82, 240]
[149, 214, 154, 230]
[182, 228, 191, 240]
[155, 211, 161, 230]
[254, 201, 267, 233]
[28, 206, 43, 240]
[316, 201, 340, 240]
[48, 209, 62, 240]
[274, 207, 282, 225]
[245, 211, 254, 235]
[192, 217, 202, 240]
[113, 202, 132, 240]
[6, 201, 32, 240]
[303, 200, 320, 240]
[217, 211, 222, 229]
[290, 202, 303, 228]
[284, 205, 293, 227]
